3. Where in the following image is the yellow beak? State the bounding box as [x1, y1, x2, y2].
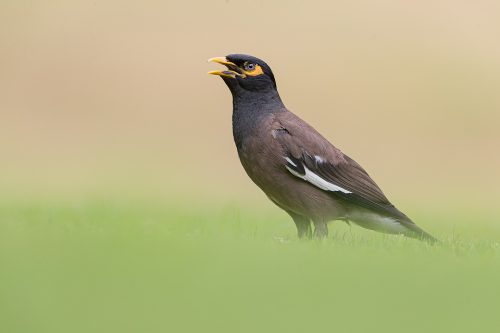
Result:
[208, 57, 236, 67]
[208, 57, 244, 79]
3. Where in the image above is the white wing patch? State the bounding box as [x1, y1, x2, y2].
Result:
[284, 157, 297, 167]
[314, 155, 325, 163]
[285, 162, 352, 194]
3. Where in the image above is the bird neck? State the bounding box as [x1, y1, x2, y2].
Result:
[231, 89, 285, 150]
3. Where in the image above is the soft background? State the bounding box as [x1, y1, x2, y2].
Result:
[1, 1, 500, 332]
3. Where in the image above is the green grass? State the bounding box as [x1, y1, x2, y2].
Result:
[1, 197, 499, 333]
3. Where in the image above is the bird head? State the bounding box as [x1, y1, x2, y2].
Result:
[208, 54, 277, 93]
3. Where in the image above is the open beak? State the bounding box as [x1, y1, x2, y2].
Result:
[208, 57, 245, 79]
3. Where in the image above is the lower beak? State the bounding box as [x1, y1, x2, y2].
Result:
[208, 57, 245, 78]
[208, 69, 241, 79]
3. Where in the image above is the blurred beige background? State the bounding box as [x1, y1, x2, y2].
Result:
[1, 1, 499, 210]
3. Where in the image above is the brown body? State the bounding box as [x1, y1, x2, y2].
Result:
[238, 111, 347, 222]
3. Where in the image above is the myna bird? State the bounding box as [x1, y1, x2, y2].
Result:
[209, 54, 436, 242]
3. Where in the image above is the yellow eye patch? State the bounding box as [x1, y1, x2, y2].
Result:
[242, 64, 264, 77]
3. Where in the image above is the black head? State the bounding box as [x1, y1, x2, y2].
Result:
[208, 54, 277, 93]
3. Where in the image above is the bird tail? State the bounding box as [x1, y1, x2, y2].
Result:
[348, 212, 439, 244]
[403, 223, 440, 244]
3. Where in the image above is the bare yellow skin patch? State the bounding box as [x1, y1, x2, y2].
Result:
[242, 64, 264, 77]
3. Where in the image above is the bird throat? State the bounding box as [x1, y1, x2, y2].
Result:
[231, 89, 285, 150]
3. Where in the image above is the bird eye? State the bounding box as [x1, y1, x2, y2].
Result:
[244, 63, 256, 71]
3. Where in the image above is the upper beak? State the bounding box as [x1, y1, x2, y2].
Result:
[208, 57, 245, 79]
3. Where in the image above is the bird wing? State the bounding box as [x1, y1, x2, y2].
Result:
[271, 111, 410, 221]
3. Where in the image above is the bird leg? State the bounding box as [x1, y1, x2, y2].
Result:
[288, 212, 312, 239]
[296, 219, 312, 239]
[313, 220, 328, 239]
